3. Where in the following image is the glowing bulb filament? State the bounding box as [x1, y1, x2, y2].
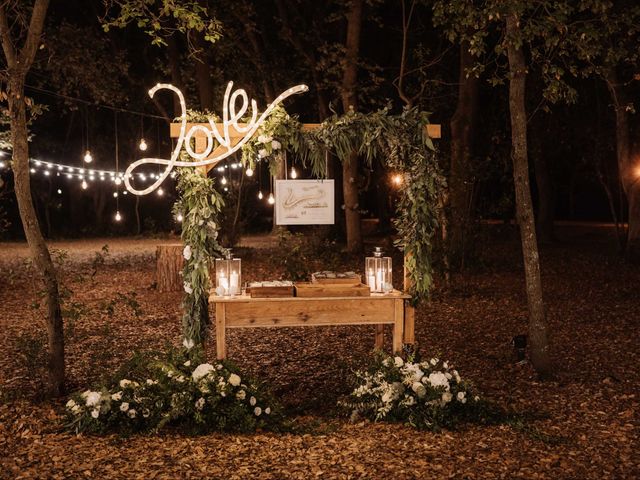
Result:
[84, 151, 93, 163]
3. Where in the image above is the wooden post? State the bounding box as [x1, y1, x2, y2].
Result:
[216, 303, 226, 359]
[156, 244, 184, 292]
[393, 298, 404, 353]
[403, 252, 415, 344]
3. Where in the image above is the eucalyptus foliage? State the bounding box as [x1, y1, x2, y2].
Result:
[172, 164, 225, 344]
[241, 105, 444, 302]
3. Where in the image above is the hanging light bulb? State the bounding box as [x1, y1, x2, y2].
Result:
[221, 176, 228, 185]
[268, 193, 275, 205]
[246, 167, 254, 177]
[115, 211, 122, 222]
[176, 213, 183, 222]
[157, 187, 164, 196]
[83, 150, 93, 163]
[114, 176, 122, 185]
[81, 179, 88, 190]
[57, 189, 62, 195]
[139, 138, 148, 151]
[258, 191, 263, 200]
[290, 167, 297, 179]
[113, 192, 118, 198]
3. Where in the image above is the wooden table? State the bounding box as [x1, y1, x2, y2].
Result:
[209, 291, 412, 359]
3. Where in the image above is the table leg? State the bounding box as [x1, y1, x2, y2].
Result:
[393, 299, 404, 354]
[375, 324, 384, 349]
[216, 303, 226, 360]
[403, 303, 415, 344]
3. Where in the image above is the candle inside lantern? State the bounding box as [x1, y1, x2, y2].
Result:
[219, 272, 229, 295]
[376, 268, 384, 292]
[368, 268, 376, 292]
[229, 270, 239, 295]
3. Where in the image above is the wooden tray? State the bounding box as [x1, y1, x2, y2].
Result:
[294, 282, 371, 298]
[311, 272, 361, 285]
[248, 286, 294, 298]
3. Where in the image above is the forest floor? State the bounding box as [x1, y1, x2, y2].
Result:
[0, 226, 638, 479]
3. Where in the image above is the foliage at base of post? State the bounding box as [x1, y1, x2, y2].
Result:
[64, 347, 282, 434]
[172, 165, 226, 344]
[339, 351, 482, 431]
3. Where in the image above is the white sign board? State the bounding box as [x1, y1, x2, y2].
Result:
[275, 180, 334, 225]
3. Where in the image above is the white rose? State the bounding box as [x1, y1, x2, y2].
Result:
[128, 409, 137, 418]
[254, 407, 262, 416]
[111, 391, 123, 401]
[257, 134, 267, 143]
[183, 282, 193, 294]
[442, 392, 453, 403]
[91, 409, 99, 419]
[265, 407, 271, 415]
[250, 396, 256, 406]
[192, 363, 215, 382]
[457, 391, 466, 401]
[411, 382, 427, 398]
[85, 391, 101, 407]
[394, 357, 404, 368]
[258, 148, 268, 158]
[271, 140, 281, 150]
[228, 373, 241, 387]
[120, 402, 130, 412]
[195, 398, 205, 411]
[427, 372, 450, 390]
[183, 245, 192, 260]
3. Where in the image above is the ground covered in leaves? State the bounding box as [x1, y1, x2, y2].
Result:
[0, 228, 638, 479]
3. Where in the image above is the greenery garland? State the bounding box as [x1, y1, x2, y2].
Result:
[172, 161, 226, 344]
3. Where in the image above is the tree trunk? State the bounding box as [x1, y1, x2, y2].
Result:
[505, 13, 552, 378]
[156, 244, 184, 292]
[340, 0, 363, 252]
[167, 35, 186, 117]
[449, 41, 479, 266]
[193, 32, 214, 110]
[530, 116, 555, 243]
[606, 71, 640, 263]
[1, 0, 63, 396]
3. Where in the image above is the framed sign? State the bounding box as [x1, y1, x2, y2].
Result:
[275, 179, 334, 225]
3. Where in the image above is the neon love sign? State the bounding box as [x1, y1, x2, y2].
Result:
[124, 81, 308, 196]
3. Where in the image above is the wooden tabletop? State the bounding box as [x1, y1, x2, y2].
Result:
[209, 290, 411, 303]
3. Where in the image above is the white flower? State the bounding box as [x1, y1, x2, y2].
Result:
[474, 396, 480, 402]
[65, 399, 76, 409]
[119, 379, 131, 388]
[120, 402, 130, 412]
[183, 282, 193, 294]
[411, 382, 427, 398]
[195, 398, 205, 411]
[192, 363, 215, 381]
[183, 245, 192, 260]
[254, 407, 262, 416]
[146, 379, 154, 385]
[91, 409, 100, 419]
[128, 409, 137, 418]
[442, 392, 453, 403]
[430, 358, 438, 366]
[111, 391, 123, 401]
[258, 148, 268, 158]
[250, 396, 256, 406]
[443, 362, 449, 369]
[228, 373, 241, 387]
[394, 356, 404, 368]
[142, 409, 150, 418]
[457, 391, 466, 402]
[271, 140, 281, 150]
[453, 370, 461, 383]
[183, 338, 195, 350]
[236, 390, 246, 400]
[445, 372, 452, 380]
[85, 391, 101, 407]
[427, 372, 450, 391]
[184, 360, 191, 367]
[265, 407, 271, 415]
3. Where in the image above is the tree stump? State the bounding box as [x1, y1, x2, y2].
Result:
[156, 244, 184, 292]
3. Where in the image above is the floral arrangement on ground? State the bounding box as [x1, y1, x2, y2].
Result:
[340, 352, 482, 430]
[65, 344, 280, 434]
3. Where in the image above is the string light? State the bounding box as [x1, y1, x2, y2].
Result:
[139, 138, 148, 151]
[114, 211, 122, 222]
[113, 192, 118, 198]
[246, 167, 254, 177]
[176, 213, 183, 222]
[258, 191, 263, 200]
[268, 193, 275, 205]
[157, 187, 164, 196]
[83, 150, 93, 163]
[391, 174, 403, 186]
[57, 189, 62, 194]
[221, 176, 227, 185]
[81, 180, 88, 189]
[290, 167, 297, 179]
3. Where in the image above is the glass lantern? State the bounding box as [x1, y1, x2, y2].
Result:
[365, 247, 393, 293]
[215, 250, 241, 296]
